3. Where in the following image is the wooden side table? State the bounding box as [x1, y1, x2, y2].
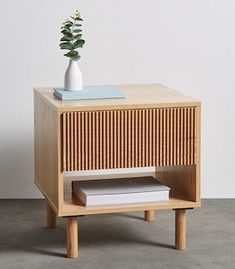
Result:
[34, 84, 201, 258]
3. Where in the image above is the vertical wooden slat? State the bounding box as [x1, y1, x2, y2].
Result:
[131, 110, 135, 167]
[103, 111, 106, 169]
[177, 108, 180, 165]
[156, 109, 159, 166]
[124, 110, 128, 168]
[187, 108, 190, 165]
[88, 112, 92, 170]
[126, 110, 132, 168]
[63, 113, 66, 171]
[138, 110, 142, 167]
[149, 109, 152, 166]
[106, 111, 110, 169]
[81, 112, 85, 170]
[113, 110, 117, 169]
[183, 109, 187, 165]
[92, 112, 95, 169]
[135, 110, 138, 167]
[192, 108, 196, 164]
[173, 108, 177, 165]
[84, 112, 87, 170]
[99, 111, 103, 169]
[142, 109, 146, 167]
[77, 112, 81, 170]
[166, 109, 170, 166]
[74, 113, 77, 170]
[145, 109, 149, 167]
[120, 110, 124, 168]
[180, 108, 184, 165]
[163, 109, 166, 166]
[117, 111, 120, 168]
[95, 111, 99, 169]
[70, 113, 74, 170]
[67, 113, 70, 171]
[152, 109, 156, 166]
[191, 108, 194, 165]
[170, 108, 173, 166]
[159, 109, 163, 166]
[110, 111, 114, 169]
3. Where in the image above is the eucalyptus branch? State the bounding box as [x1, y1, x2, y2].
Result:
[59, 10, 85, 61]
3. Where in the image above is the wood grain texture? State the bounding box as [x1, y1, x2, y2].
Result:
[195, 106, 201, 202]
[156, 165, 197, 202]
[66, 217, 78, 258]
[34, 84, 201, 222]
[175, 209, 186, 250]
[34, 91, 63, 213]
[34, 84, 201, 256]
[47, 202, 56, 228]
[34, 84, 200, 112]
[62, 108, 196, 171]
[144, 210, 155, 222]
[62, 170, 200, 217]
[61, 192, 198, 217]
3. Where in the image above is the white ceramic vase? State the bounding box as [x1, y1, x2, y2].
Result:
[64, 60, 83, 91]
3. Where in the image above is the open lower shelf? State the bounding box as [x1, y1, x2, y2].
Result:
[60, 171, 200, 217]
[59, 192, 199, 217]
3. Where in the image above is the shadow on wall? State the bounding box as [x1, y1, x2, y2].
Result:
[0, 135, 40, 198]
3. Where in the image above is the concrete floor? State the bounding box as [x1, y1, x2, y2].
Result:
[0, 200, 234, 269]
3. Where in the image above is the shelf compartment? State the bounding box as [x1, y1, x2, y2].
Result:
[60, 169, 199, 217]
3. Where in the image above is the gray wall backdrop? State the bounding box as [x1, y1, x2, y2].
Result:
[0, 0, 235, 198]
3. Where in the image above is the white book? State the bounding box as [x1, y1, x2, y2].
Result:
[72, 177, 170, 207]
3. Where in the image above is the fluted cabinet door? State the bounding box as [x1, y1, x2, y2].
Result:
[62, 108, 197, 171]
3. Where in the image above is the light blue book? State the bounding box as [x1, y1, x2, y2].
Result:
[53, 86, 125, 100]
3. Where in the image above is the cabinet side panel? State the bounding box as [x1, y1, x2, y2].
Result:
[34, 92, 60, 212]
[156, 165, 197, 202]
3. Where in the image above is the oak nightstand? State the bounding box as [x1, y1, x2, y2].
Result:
[34, 84, 201, 258]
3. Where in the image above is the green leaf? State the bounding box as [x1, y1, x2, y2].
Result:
[64, 50, 80, 61]
[76, 17, 83, 21]
[61, 29, 73, 37]
[73, 55, 80, 61]
[62, 24, 72, 30]
[74, 34, 82, 39]
[62, 27, 71, 33]
[65, 22, 73, 27]
[74, 29, 82, 33]
[60, 36, 73, 41]
[64, 50, 77, 57]
[73, 39, 85, 49]
[60, 42, 73, 50]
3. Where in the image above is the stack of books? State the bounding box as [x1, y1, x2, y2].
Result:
[72, 176, 170, 207]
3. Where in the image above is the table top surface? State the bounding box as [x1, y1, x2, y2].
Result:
[34, 84, 200, 112]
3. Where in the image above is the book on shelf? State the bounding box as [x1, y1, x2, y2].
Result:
[72, 176, 170, 207]
[53, 86, 125, 100]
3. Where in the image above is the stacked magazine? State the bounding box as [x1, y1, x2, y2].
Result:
[72, 176, 170, 207]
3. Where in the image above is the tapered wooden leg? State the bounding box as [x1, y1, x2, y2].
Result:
[175, 209, 186, 250]
[47, 202, 56, 228]
[144, 210, 155, 222]
[67, 217, 78, 258]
